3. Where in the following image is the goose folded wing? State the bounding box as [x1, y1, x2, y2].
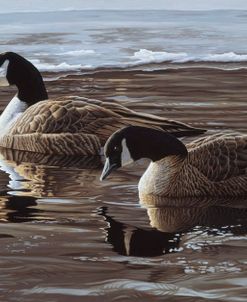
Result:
[7, 99, 135, 144]
[188, 133, 247, 181]
[9, 97, 202, 145]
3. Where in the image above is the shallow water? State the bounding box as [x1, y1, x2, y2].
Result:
[1, 10, 247, 71]
[0, 68, 247, 301]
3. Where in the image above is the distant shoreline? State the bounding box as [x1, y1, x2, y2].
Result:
[1, 9, 247, 14]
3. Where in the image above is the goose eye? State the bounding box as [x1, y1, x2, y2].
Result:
[113, 146, 120, 152]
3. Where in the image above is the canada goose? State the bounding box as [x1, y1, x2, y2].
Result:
[0, 52, 205, 155]
[101, 126, 247, 198]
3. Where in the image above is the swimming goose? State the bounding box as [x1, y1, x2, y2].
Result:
[0, 52, 205, 155]
[100, 126, 247, 198]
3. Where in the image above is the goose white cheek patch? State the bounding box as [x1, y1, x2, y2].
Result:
[0, 59, 9, 87]
[121, 138, 134, 166]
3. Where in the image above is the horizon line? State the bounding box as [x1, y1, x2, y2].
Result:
[1, 8, 247, 13]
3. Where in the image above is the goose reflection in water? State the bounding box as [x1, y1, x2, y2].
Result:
[0, 148, 104, 198]
[98, 206, 181, 257]
[98, 199, 247, 257]
[0, 195, 40, 223]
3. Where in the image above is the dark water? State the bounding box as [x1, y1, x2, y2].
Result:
[0, 69, 247, 302]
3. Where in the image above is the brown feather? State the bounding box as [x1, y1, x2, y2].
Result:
[139, 132, 247, 199]
[0, 97, 205, 155]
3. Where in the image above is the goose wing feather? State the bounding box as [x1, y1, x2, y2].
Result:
[9, 98, 127, 140]
[188, 133, 247, 181]
[9, 97, 202, 144]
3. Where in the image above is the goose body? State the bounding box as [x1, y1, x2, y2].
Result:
[101, 126, 247, 198]
[0, 52, 205, 155]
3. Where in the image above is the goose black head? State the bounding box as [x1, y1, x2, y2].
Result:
[100, 126, 188, 180]
[0, 52, 48, 105]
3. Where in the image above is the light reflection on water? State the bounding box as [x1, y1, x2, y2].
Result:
[0, 146, 246, 302]
[0, 70, 247, 301]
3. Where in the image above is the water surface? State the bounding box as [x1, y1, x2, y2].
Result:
[0, 8, 247, 302]
[0, 68, 246, 301]
[1, 10, 247, 71]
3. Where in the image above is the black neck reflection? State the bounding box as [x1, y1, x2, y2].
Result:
[98, 207, 181, 257]
[1, 195, 41, 223]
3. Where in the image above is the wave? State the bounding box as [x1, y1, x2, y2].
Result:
[57, 49, 96, 56]
[20, 50, 247, 73]
[133, 49, 247, 64]
[30, 59, 92, 72]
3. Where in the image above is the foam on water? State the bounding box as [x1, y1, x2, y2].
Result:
[1, 10, 247, 73]
[30, 59, 92, 72]
[133, 49, 247, 65]
[57, 49, 96, 56]
[20, 50, 247, 73]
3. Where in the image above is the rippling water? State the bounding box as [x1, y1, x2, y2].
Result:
[0, 67, 247, 301]
[1, 10, 247, 71]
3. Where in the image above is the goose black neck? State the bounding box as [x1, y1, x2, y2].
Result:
[125, 126, 188, 162]
[0, 52, 48, 106]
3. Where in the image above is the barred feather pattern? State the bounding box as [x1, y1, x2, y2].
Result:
[139, 133, 247, 199]
[0, 96, 204, 155]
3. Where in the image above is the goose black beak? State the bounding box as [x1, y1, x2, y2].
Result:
[100, 158, 119, 181]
